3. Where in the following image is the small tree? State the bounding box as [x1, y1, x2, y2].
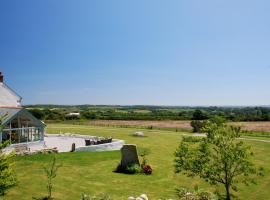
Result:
[192, 109, 208, 120]
[190, 120, 207, 133]
[0, 119, 17, 196]
[43, 156, 61, 200]
[190, 109, 209, 133]
[175, 122, 262, 200]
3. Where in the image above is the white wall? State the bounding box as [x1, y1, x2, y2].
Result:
[0, 83, 21, 107]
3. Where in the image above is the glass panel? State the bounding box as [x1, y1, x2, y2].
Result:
[2, 127, 42, 144]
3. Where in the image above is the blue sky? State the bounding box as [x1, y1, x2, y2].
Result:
[0, 0, 270, 106]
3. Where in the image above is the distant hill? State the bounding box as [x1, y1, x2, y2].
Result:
[24, 104, 270, 122]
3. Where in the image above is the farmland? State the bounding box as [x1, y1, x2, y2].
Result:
[78, 120, 270, 133]
[4, 124, 270, 200]
[84, 120, 193, 131]
[229, 121, 270, 132]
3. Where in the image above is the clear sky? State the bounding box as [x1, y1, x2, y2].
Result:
[0, 0, 270, 106]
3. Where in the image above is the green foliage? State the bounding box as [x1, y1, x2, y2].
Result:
[29, 109, 46, 120]
[81, 193, 112, 200]
[81, 111, 97, 119]
[0, 120, 17, 196]
[26, 105, 270, 122]
[42, 156, 61, 200]
[126, 164, 142, 174]
[175, 186, 218, 200]
[4, 123, 270, 199]
[190, 120, 207, 133]
[114, 163, 142, 174]
[138, 148, 150, 168]
[175, 122, 262, 200]
[209, 115, 227, 125]
[182, 136, 202, 143]
[190, 115, 226, 133]
[192, 109, 209, 120]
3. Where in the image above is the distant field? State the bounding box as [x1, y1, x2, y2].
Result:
[84, 120, 193, 131]
[82, 120, 270, 133]
[229, 121, 270, 132]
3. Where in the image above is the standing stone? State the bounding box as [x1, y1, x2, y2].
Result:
[71, 143, 76, 152]
[121, 144, 140, 168]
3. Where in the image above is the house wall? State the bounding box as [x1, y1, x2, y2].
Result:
[0, 82, 22, 107]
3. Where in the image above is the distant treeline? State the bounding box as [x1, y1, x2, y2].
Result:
[25, 105, 270, 122]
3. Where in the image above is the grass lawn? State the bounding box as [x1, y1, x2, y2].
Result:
[3, 124, 270, 200]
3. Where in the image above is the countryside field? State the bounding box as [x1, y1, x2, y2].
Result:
[84, 120, 193, 131]
[3, 124, 270, 200]
[81, 119, 270, 133]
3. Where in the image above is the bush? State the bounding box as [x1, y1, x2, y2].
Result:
[190, 120, 207, 133]
[176, 186, 217, 200]
[126, 164, 142, 174]
[115, 163, 153, 175]
[209, 115, 226, 125]
[115, 163, 142, 174]
[81, 193, 112, 200]
[0, 140, 17, 196]
[29, 109, 45, 120]
[138, 148, 150, 168]
[182, 136, 202, 143]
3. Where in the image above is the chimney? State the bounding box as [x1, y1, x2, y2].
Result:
[0, 72, 3, 83]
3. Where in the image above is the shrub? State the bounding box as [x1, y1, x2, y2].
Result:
[190, 120, 207, 133]
[29, 109, 45, 120]
[115, 163, 142, 174]
[0, 119, 17, 196]
[81, 193, 112, 200]
[138, 148, 150, 168]
[176, 186, 217, 200]
[182, 136, 202, 143]
[126, 164, 142, 174]
[209, 115, 226, 125]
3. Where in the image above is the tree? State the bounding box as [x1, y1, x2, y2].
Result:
[174, 122, 262, 200]
[192, 109, 208, 120]
[0, 119, 17, 196]
[209, 115, 226, 125]
[190, 120, 207, 133]
[190, 110, 209, 132]
[29, 109, 45, 120]
[43, 156, 61, 200]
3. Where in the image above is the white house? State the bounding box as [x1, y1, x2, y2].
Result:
[0, 72, 45, 144]
[0, 72, 22, 107]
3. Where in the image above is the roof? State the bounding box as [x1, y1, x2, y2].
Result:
[0, 82, 22, 107]
[0, 107, 45, 127]
[0, 107, 22, 125]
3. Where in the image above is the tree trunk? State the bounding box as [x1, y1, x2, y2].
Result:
[226, 184, 231, 200]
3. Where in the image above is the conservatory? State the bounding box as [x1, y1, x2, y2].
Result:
[0, 108, 45, 144]
[0, 72, 45, 145]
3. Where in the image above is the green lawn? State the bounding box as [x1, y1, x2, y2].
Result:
[3, 124, 270, 200]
